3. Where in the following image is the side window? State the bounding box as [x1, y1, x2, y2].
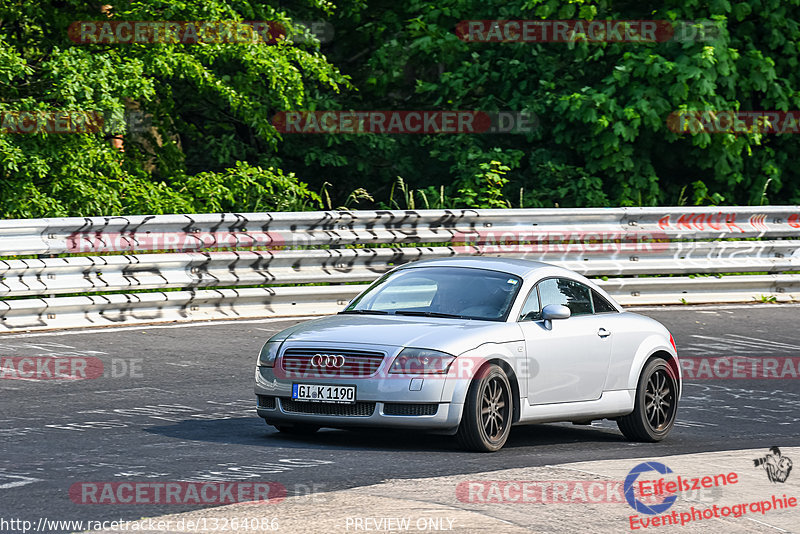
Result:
[518, 287, 541, 321]
[538, 278, 594, 316]
[592, 290, 618, 313]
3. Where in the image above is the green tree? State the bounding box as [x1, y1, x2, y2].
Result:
[0, 0, 346, 217]
[4, 0, 800, 216]
[284, 0, 800, 208]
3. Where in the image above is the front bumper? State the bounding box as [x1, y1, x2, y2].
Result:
[254, 364, 468, 433]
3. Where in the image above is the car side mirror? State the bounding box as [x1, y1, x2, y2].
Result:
[542, 304, 571, 321]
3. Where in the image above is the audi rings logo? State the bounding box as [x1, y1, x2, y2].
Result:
[310, 354, 346, 368]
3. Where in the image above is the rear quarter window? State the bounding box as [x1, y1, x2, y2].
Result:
[592, 290, 618, 313]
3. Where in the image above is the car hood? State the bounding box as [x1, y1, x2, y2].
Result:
[270, 314, 522, 355]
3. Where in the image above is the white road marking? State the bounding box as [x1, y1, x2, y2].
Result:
[746, 517, 790, 532]
[674, 420, 718, 428]
[629, 303, 800, 312]
[725, 334, 800, 349]
[93, 387, 172, 395]
[543, 465, 608, 477]
[183, 459, 334, 482]
[681, 333, 800, 356]
[0, 474, 42, 490]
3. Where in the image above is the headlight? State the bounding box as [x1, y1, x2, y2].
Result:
[389, 348, 455, 375]
[257, 341, 281, 368]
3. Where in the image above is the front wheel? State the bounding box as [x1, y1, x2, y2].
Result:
[617, 358, 678, 442]
[456, 364, 513, 452]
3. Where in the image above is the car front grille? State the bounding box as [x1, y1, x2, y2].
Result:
[257, 395, 276, 409]
[280, 348, 385, 378]
[279, 398, 376, 417]
[383, 403, 439, 416]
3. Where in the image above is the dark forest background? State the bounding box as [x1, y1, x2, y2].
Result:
[1, 0, 799, 217]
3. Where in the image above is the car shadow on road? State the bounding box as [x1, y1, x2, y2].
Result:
[145, 416, 626, 452]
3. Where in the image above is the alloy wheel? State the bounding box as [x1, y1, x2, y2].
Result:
[644, 368, 676, 431]
[480, 376, 510, 441]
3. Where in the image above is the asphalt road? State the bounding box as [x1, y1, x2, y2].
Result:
[1, 304, 799, 532]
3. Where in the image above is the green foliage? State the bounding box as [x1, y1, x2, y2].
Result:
[172, 161, 322, 212]
[453, 160, 512, 208]
[3, 0, 800, 216]
[288, 0, 800, 208]
[377, 180, 449, 210]
[689, 180, 726, 205]
[0, 0, 347, 218]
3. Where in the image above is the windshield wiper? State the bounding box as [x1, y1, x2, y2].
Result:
[393, 310, 470, 319]
[338, 309, 389, 315]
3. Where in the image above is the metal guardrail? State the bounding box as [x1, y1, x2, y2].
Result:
[1, 206, 799, 332]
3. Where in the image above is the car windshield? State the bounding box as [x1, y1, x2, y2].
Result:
[343, 266, 522, 321]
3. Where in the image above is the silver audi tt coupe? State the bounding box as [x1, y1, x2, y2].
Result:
[254, 257, 681, 451]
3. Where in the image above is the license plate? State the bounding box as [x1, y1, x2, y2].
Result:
[292, 384, 356, 404]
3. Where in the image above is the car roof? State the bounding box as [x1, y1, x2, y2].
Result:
[397, 257, 569, 278]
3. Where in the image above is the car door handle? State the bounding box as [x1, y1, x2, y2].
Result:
[597, 328, 611, 338]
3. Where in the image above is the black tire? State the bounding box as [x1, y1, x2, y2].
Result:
[617, 358, 678, 442]
[273, 423, 320, 435]
[456, 364, 513, 452]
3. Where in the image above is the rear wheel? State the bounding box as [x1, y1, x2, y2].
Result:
[617, 358, 678, 442]
[456, 364, 512, 452]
